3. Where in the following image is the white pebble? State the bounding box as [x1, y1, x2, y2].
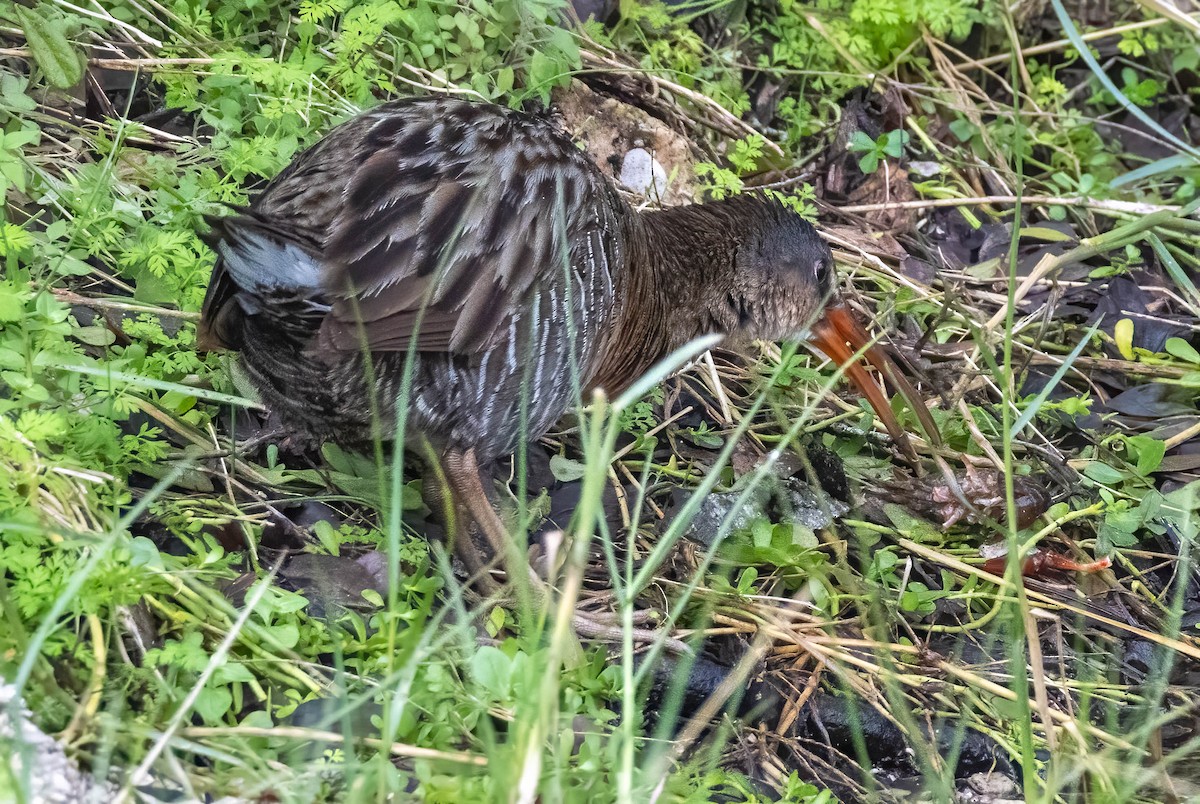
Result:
[619, 147, 668, 199]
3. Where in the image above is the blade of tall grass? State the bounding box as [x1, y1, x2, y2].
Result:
[1051, 0, 1200, 164]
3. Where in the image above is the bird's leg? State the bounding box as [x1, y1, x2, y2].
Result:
[441, 447, 517, 574]
[417, 440, 499, 592]
[440, 447, 678, 647]
[444, 447, 569, 622]
[425, 479, 490, 586]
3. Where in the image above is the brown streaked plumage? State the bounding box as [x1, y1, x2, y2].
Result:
[199, 96, 938, 635]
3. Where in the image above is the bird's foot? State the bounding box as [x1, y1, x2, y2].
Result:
[569, 610, 691, 654]
[458, 536, 683, 649]
[444, 446, 684, 649]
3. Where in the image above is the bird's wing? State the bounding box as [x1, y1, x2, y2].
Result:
[243, 97, 623, 356]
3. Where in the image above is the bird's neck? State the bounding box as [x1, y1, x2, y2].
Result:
[586, 200, 743, 397]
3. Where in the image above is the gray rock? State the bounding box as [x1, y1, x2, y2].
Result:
[684, 479, 848, 547]
[956, 771, 1023, 803]
[619, 147, 668, 200]
[1, 683, 116, 803]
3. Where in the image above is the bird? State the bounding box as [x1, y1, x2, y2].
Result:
[198, 95, 939, 629]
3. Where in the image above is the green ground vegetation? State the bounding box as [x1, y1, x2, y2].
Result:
[3, 0, 1200, 801]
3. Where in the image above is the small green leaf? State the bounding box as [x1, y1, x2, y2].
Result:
[495, 66, 514, 95]
[1165, 337, 1200, 365]
[128, 537, 162, 568]
[194, 685, 233, 725]
[470, 644, 512, 695]
[1018, 226, 1075, 243]
[883, 503, 944, 543]
[22, 381, 50, 402]
[964, 258, 1000, 279]
[0, 223, 35, 257]
[2, 129, 40, 149]
[549, 453, 587, 482]
[14, 6, 84, 89]
[847, 130, 876, 153]
[948, 118, 976, 141]
[0, 291, 25, 322]
[265, 588, 308, 615]
[263, 623, 300, 649]
[73, 325, 116, 347]
[1129, 435, 1166, 476]
[241, 710, 274, 730]
[1097, 517, 1139, 549]
[213, 662, 257, 684]
[857, 152, 880, 174]
[736, 566, 758, 594]
[873, 549, 898, 573]
[1113, 318, 1135, 361]
[313, 520, 340, 555]
[881, 130, 908, 158]
[0, 73, 37, 113]
[485, 605, 506, 637]
[1082, 461, 1128, 485]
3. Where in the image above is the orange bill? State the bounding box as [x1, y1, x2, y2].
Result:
[807, 302, 941, 461]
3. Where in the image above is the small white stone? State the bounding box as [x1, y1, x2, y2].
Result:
[908, 160, 943, 178]
[619, 147, 668, 199]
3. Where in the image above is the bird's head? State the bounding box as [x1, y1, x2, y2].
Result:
[717, 201, 939, 461]
[725, 204, 836, 344]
